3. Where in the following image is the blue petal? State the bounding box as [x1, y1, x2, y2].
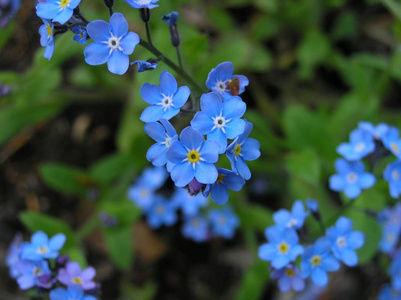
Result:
[258, 243, 276, 261]
[50, 287, 68, 299]
[110, 13, 128, 37]
[140, 105, 165, 122]
[205, 68, 217, 90]
[195, 161, 218, 184]
[44, 42, 54, 60]
[347, 231, 364, 249]
[49, 233, 66, 251]
[215, 61, 234, 81]
[146, 144, 167, 166]
[170, 162, 194, 187]
[140, 83, 162, 105]
[68, 284, 84, 298]
[335, 216, 352, 235]
[36, 2, 60, 20]
[272, 255, 290, 269]
[292, 276, 305, 291]
[180, 127, 204, 150]
[329, 174, 345, 191]
[273, 210, 290, 227]
[144, 122, 165, 142]
[221, 171, 245, 191]
[160, 71, 177, 95]
[207, 129, 227, 153]
[240, 138, 260, 161]
[225, 119, 245, 140]
[52, 7, 73, 24]
[223, 96, 246, 119]
[322, 254, 340, 271]
[210, 184, 229, 205]
[173, 86, 190, 108]
[344, 184, 361, 198]
[121, 32, 140, 55]
[200, 92, 224, 116]
[235, 157, 251, 180]
[314, 237, 331, 254]
[191, 112, 213, 134]
[17, 275, 34, 290]
[84, 43, 109, 65]
[232, 75, 249, 94]
[87, 20, 110, 42]
[32, 231, 48, 245]
[340, 248, 358, 266]
[107, 50, 129, 75]
[311, 268, 328, 286]
[359, 173, 375, 188]
[166, 141, 187, 163]
[160, 107, 180, 120]
[160, 118, 177, 137]
[199, 140, 219, 163]
[278, 276, 291, 292]
[335, 158, 350, 174]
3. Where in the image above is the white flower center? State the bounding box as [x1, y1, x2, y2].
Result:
[215, 80, 227, 93]
[107, 34, 122, 52]
[287, 218, 298, 228]
[336, 236, 346, 249]
[135, 0, 152, 4]
[346, 172, 358, 183]
[164, 136, 172, 148]
[354, 142, 365, 152]
[160, 95, 173, 110]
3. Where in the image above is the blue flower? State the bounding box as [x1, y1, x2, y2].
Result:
[171, 186, 208, 216]
[329, 158, 375, 199]
[131, 60, 158, 72]
[306, 198, 319, 213]
[382, 126, 401, 158]
[162, 12, 178, 26]
[140, 71, 190, 122]
[21, 231, 66, 261]
[226, 120, 261, 180]
[325, 216, 364, 266]
[182, 215, 209, 242]
[379, 225, 400, 254]
[84, 13, 140, 75]
[208, 206, 239, 239]
[50, 284, 97, 300]
[6, 234, 23, 279]
[146, 196, 178, 228]
[167, 126, 219, 187]
[205, 62, 249, 98]
[384, 160, 401, 198]
[273, 200, 309, 230]
[72, 26, 87, 44]
[16, 259, 52, 289]
[300, 237, 340, 286]
[378, 284, 401, 300]
[191, 92, 246, 153]
[38, 18, 55, 60]
[258, 226, 304, 269]
[204, 168, 245, 205]
[389, 251, 401, 290]
[270, 265, 305, 292]
[358, 121, 389, 140]
[36, 0, 81, 24]
[124, 0, 159, 9]
[336, 128, 375, 160]
[144, 119, 178, 171]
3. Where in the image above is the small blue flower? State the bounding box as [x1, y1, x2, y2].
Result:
[226, 120, 261, 180]
[72, 26, 87, 44]
[389, 251, 401, 290]
[300, 237, 340, 286]
[16, 259, 52, 290]
[258, 226, 304, 269]
[162, 12, 178, 26]
[167, 126, 219, 187]
[325, 216, 364, 266]
[182, 215, 209, 242]
[38, 18, 55, 60]
[337, 128, 375, 160]
[383, 160, 401, 198]
[329, 158, 375, 199]
[191, 92, 246, 153]
[6, 234, 23, 279]
[378, 284, 401, 300]
[171, 186, 208, 217]
[270, 265, 305, 292]
[273, 200, 308, 230]
[358, 121, 389, 140]
[36, 0, 81, 24]
[84, 13, 140, 75]
[306, 198, 319, 213]
[204, 168, 245, 205]
[379, 225, 400, 254]
[146, 196, 178, 228]
[131, 60, 158, 72]
[382, 126, 401, 158]
[208, 206, 239, 239]
[206, 62, 249, 98]
[50, 284, 97, 300]
[140, 71, 191, 122]
[144, 119, 178, 171]
[124, 0, 159, 9]
[21, 231, 66, 261]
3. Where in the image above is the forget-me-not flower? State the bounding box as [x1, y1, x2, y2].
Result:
[384, 160, 401, 198]
[131, 60, 158, 72]
[208, 206, 239, 239]
[191, 92, 246, 153]
[182, 215, 209, 242]
[38, 18, 55, 60]
[358, 121, 389, 140]
[336, 128, 375, 160]
[273, 200, 308, 230]
[146, 196, 177, 228]
[84, 13, 140, 75]
[140, 71, 190, 122]
[36, 0, 80, 24]
[17, 259, 52, 289]
[124, 0, 159, 9]
[329, 158, 375, 199]
[72, 26, 87, 44]
[50, 284, 97, 300]
[57, 261, 96, 290]
[21, 230, 66, 261]
[382, 126, 401, 158]
[270, 265, 305, 292]
[171, 186, 208, 216]
[6, 234, 23, 279]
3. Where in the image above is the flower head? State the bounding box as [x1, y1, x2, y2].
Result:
[57, 261, 96, 290]
[270, 265, 305, 292]
[384, 160, 401, 198]
[182, 215, 209, 242]
[50, 284, 97, 300]
[39, 18, 55, 60]
[273, 200, 308, 230]
[140, 71, 190, 122]
[162, 11, 178, 26]
[124, 0, 159, 9]
[72, 26, 87, 44]
[208, 206, 240, 239]
[171, 186, 208, 216]
[382, 126, 401, 158]
[6, 234, 23, 279]
[336, 128, 375, 160]
[131, 60, 158, 72]
[21, 231, 66, 261]
[36, 0, 81, 24]
[84, 13, 140, 75]
[17, 259, 52, 290]
[146, 196, 177, 228]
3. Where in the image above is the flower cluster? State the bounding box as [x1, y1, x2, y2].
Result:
[143, 62, 259, 205]
[329, 121, 401, 199]
[127, 166, 240, 242]
[6, 231, 99, 300]
[258, 200, 364, 292]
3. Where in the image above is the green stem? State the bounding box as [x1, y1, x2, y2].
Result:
[76, 214, 100, 241]
[139, 39, 205, 95]
[145, 22, 153, 45]
[176, 46, 184, 70]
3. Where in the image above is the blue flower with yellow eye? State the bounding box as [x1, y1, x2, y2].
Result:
[21, 231, 66, 261]
[36, 0, 81, 24]
[383, 160, 401, 198]
[382, 126, 401, 158]
[38, 18, 54, 60]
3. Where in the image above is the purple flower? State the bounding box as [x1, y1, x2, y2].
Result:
[123, 0, 159, 9]
[57, 261, 96, 290]
[21, 231, 66, 261]
[0, 0, 20, 27]
[36, 0, 81, 24]
[271, 265, 305, 292]
[50, 284, 97, 300]
[84, 13, 140, 75]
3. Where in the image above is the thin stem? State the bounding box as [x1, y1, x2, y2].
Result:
[176, 46, 184, 70]
[109, 7, 113, 17]
[139, 39, 205, 95]
[145, 22, 153, 45]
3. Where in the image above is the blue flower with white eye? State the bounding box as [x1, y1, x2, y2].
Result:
[124, 0, 159, 9]
[171, 187, 208, 217]
[270, 265, 305, 292]
[337, 128, 375, 160]
[300, 237, 340, 286]
[358, 121, 389, 140]
[258, 226, 304, 269]
[21, 231, 66, 261]
[167, 127, 219, 187]
[226, 120, 260, 180]
[144, 119, 178, 171]
[50, 284, 97, 300]
[325, 216, 364, 267]
[204, 168, 245, 205]
[38, 18, 54, 60]
[206, 62, 249, 98]
[6, 234, 23, 279]
[208, 206, 239, 239]
[383, 160, 401, 198]
[131, 60, 158, 72]
[182, 215, 209, 242]
[72, 26, 87, 44]
[36, 0, 80, 24]
[140, 71, 191, 122]
[146, 196, 177, 228]
[191, 92, 246, 153]
[329, 158, 375, 199]
[273, 200, 308, 230]
[382, 126, 401, 158]
[84, 13, 140, 75]
[16, 259, 52, 290]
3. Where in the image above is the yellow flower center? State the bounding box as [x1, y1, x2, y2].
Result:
[391, 142, 399, 154]
[60, 0, 70, 8]
[37, 246, 48, 254]
[72, 277, 83, 284]
[187, 150, 200, 163]
[285, 268, 295, 277]
[216, 174, 224, 183]
[278, 242, 289, 254]
[310, 255, 322, 266]
[46, 24, 52, 37]
[233, 144, 241, 156]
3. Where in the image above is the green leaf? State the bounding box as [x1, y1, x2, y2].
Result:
[285, 149, 321, 185]
[236, 204, 273, 231]
[19, 211, 77, 248]
[235, 259, 269, 300]
[40, 163, 93, 196]
[103, 225, 134, 270]
[99, 200, 142, 227]
[89, 153, 133, 184]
